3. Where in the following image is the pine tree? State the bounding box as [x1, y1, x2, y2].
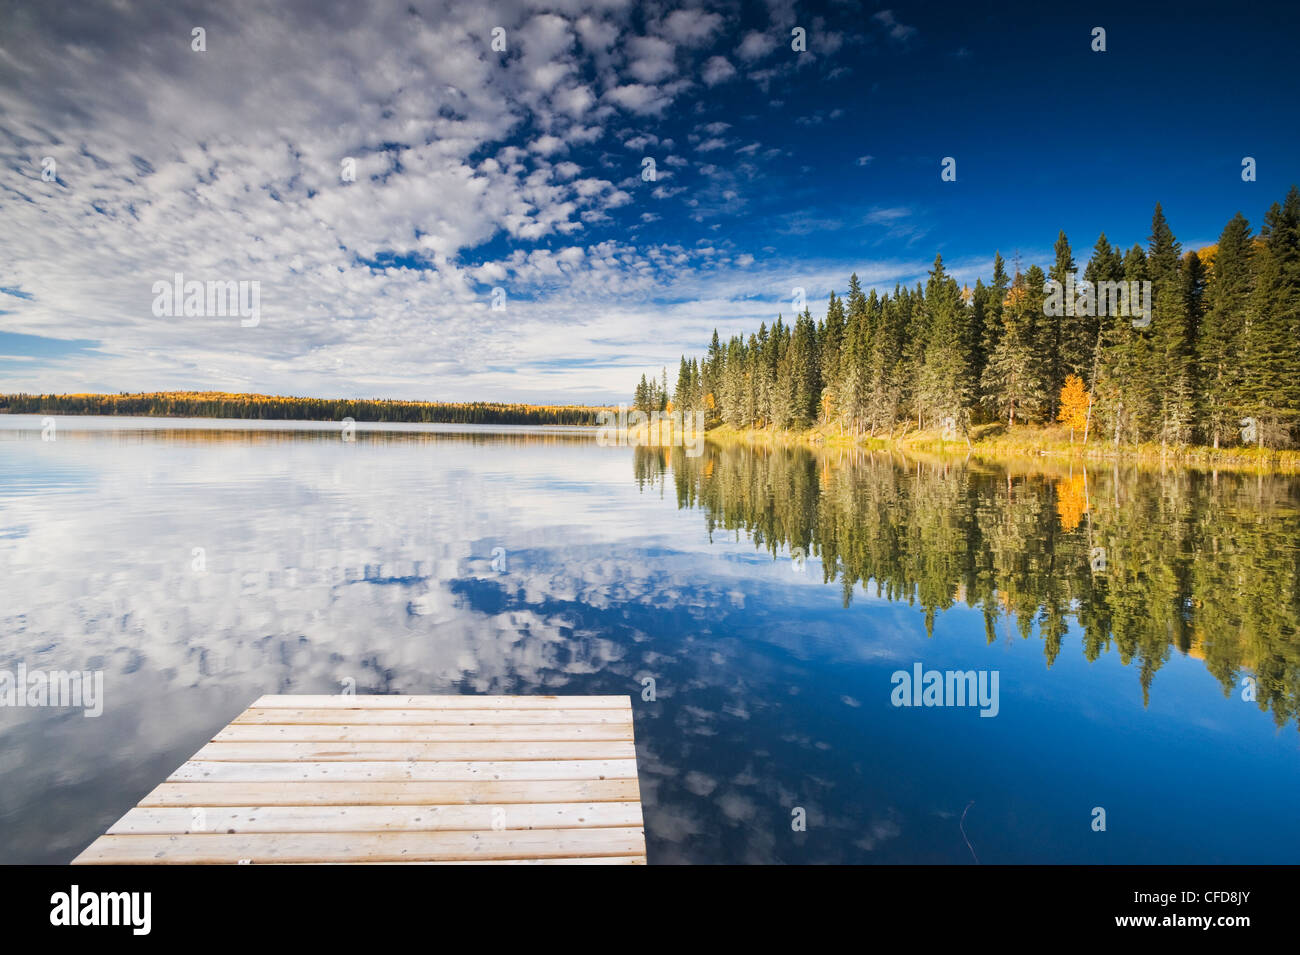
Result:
[674, 355, 693, 412]
[1147, 203, 1195, 446]
[744, 333, 760, 427]
[1198, 213, 1253, 447]
[982, 268, 1049, 426]
[1082, 233, 1123, 390]
[722, 337, 746, 427]
[917, 254, 974, 433]
[981, 252, 1010, 369]
[840, 275, 868, 433]
[790, 308, 820, 426]
[1047, 231, 1077, 415]
[1097, 244, 1155, 443]
[704, 329, 723, 417]
[770, 317, 794, 429]
[820, 291, 845, 425]
[865, 289, 902, 435]
[753, 324, 771, 427]
[901, 282, 929, 429]
[1242, 186, 1300, 446]
[968, 278, 990, 394]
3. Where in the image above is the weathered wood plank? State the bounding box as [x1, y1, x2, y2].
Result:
[213, 722, 634, 743]
[303, 857, 646, 865]
[138, 779, 641, 807]
[169, 759, 639, 783]
[252, 695, 631, 710]
[109, 802, 643, 834]
[73, 827, 647, 864]
[192, 740, 637, 762]
[233, 707, 631, 725]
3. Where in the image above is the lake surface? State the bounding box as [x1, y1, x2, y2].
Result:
[1, 414, 1298, 864]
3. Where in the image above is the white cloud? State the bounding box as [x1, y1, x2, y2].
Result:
[737, 31, 779, 62]
[530, 134, 567, 155]
[604, 82, 674, 115]
[658, 9, 725, 47]
[701, 55, 737, 85]
[872, 10, 918, 42]
[626, 35, 677, 84]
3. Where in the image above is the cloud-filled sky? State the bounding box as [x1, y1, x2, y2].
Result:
[1, 0, 1298, 403]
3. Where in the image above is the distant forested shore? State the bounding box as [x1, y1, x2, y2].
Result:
[637, 187, 1300, 457]
[0, 392, 610, 426]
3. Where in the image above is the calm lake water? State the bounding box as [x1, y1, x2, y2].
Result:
[1, 414, 1298, 864]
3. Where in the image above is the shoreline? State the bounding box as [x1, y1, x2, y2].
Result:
[5, 407, 1298, 473]
[704, 422, 1300, 474]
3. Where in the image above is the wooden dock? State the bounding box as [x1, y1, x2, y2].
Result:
[72, 695, 646, 865]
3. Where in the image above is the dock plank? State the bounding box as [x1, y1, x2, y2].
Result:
[109, 802, 643, 834]
[252, 695, 631, 709]
[138, 779, 641, 806]
[212, 723, 633, 743]
[73, 695, 645, 865]
[233, 707, 631, 725]
[169, 759, 639, 783]
[74, 827, 647, 864]
[192, 740, 637, 762]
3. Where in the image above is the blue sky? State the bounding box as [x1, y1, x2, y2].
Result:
[2, 0, 1298, 403]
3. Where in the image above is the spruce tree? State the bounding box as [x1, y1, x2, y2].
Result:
[674, 356, 692, 412]
[1243, 186, 1300, 446]
[981, 252, 1010, 368]
[1118, 244, 1155, 442]
[754, 324, 771, 427]
[840, 275, 868, 433]
[1147, 204, 1195, 445]
[1047, 231, 1078, 414]
[982, 268, 1049, 426]
[917, 254, 974, 432]
[821, 291, 845, 424]
[1082, 233, 1123, 389]
[790, 308, 820, 426]
[865, 289, 902, 435]
[1198, 213, 1253, 447]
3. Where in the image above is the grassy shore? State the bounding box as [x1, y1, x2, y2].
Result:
[705, 422, 1300, 473]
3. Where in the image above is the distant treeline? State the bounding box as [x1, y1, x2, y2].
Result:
[0, 392, 610, 426]
[642, 187, 1300, 450]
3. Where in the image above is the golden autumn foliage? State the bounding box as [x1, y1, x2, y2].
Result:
[1191, 244, 1216, 273]
[821, 388, 835, 421]
[0, 391, 614, 426]
[1057, 374, 1090, 438]
[1055, 473, 1089, 532]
